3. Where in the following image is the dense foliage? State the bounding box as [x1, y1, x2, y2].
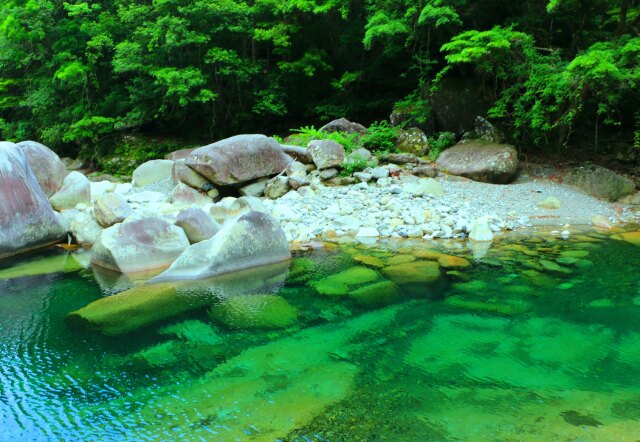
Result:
[0, 0, 637, 154]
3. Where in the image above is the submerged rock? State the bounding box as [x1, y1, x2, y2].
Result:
[152, 211, 290, 282]
[121, 303, 407, 441]
[209, 294, 298, 329]
[382, 261, 441, 285]
[0, 142, 66, 258]
[68, 262, 289, 335]
[0, 253, 85, 280]
[91, 217, 190, 274]
[185, 135, 292, 186]
[49, 171, 91, 210]
[16, 140, 68, 197]
[311, 266, 380, 296]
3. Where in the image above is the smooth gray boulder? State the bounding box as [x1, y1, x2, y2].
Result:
[152, 211, 291, 282]
[307, 140, 346, 169]
[132, 159, 175, 187]
[564, 164, 635, 202]
[94, 193, 133, 227]
[436, 142, 519, 184]
[16, 140, 68, 197]
[185, 135, 292, 186]
[175, 207, 220, 244]
[91, 217, 190, 274]
[280, 144, 313, 164]
[49, 171, 91, 210]
[320, 118, 367, 134]
[68, 210, 104, 246]
[0, 142, 66, 258]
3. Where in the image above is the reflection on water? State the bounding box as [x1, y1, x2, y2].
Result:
[1, 229, 640, 441]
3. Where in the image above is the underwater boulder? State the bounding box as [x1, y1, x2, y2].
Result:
[69, 262, 290, 335]
[349, 280, 401, 307]
[382, 261, 441, 285]
[209, 294, 298, 329]
[152, 211, 290, 282]
[0, 142, 66, 258]
[310, 266, 380, 296]
[91, 217, 190, 274]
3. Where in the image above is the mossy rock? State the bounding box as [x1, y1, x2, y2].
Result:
[539, 259, 572, 274]
[382, 261, 441, 285]
[209, 294, 298, 329]
[349, 280, 401, 307]
[452, 280, 489, 294]
[0, 253, 84, 280]
[353, 254, 385, 268]
[559, 250, 589, 259]
[67, 283, 208, 336]
[310, 266, 380, 296]
[386, 255, 417, 266]
[134, 340, 181, 367]
[287, 257, 318, 284]
[160, 320, 222, 345]
[437, 254, 470, 269]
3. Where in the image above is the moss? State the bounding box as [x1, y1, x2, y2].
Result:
[209, 294, 298, 329]
[310, 266, 380, 296]
[382, 261, 441, 285]
[0, 253, 84, 279]
[349, 280, 401, 307]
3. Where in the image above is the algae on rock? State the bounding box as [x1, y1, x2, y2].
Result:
[209, 294, 299, 329]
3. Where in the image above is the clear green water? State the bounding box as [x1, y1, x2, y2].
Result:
[1, 229, 640, 441]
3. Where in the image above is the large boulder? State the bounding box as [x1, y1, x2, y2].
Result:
[319, 118, 367, 134]
[166, 147, 196, 161]
[436, 142, 519, 184]
[185, 135, 292, 186]
[175, 207, 220, 244]
[152, 211, 291, 282]
[307, 140, 345, 169]
[94, 193, 133, 227]
[171, 183, 212, 207]
[16, 140, 68, 197]
[0, 142, 66, 258]
[68, 210, 104, 246]
[91, 217, 190, 274]
[49, 171, 91, 210]
[429, 77, 492, 135]
[564, 164, 635, 202]
[132, 159, 175, 187]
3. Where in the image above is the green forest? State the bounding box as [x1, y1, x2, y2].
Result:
[0, 0, 638, 157]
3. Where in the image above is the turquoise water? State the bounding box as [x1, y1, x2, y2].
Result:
[1, 229, 640, 441]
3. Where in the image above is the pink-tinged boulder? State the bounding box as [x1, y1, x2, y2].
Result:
[91, 217, 190, 274]
[49, 171, 91, 210]
[166, 147, 196, 161]
[175, 207, 220, 244]
[152, 211, 290, 282]
[16, 140, 68, 197]
[171, 161, 211, 190]
[94, 193, 133, 227]
[0, 142, 66, 258]
[171, 183, 212, 207]
[185, 135, 292, 186]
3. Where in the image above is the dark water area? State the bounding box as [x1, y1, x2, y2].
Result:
[1, 228, 640, 441]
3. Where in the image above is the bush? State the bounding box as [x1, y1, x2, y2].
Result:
[427, 132, 456, 161]
[361, 121, 400, 152]
[288, 126, 360, 152]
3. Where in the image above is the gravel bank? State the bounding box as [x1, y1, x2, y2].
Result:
[263, 174, 632, 242]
